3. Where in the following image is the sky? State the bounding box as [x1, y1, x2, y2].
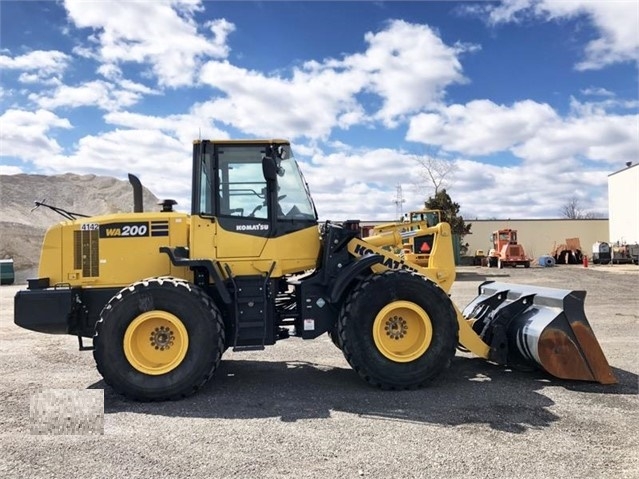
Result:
[1, 0, 637, 221]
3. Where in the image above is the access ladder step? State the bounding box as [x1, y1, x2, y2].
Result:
[232, 345, 266, 352]
[232, 275, 271, 349]
[238, 321, 264, 329]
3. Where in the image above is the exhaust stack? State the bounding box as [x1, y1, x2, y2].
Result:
[128, 173, 143, 213]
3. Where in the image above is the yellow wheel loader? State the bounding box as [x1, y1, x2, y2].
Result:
[14, 140, 616, 401]
[372, 209, 441, 267]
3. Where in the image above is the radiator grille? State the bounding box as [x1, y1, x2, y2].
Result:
[74, 230, 99, 277]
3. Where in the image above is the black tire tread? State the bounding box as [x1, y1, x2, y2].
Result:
[338, 270, 458, 390]
[93, 276, 224, 401]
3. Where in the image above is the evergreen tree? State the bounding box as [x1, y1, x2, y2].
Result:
[424, 189, 472, 237]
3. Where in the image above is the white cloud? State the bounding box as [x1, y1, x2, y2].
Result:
[206, 18, 235, 57]
[197, 61, 366, 140]
[298, 148, 436, 219]
[581, 87, 615, 97]
[512, 112, 639, 165]
[0, 165, 24, 175]
[479, 0, 639, 70]
[27, 111, 230, 207]
[449, 158, 610, 219]
[96, 63, 121, 81]
[407, 99, 638, 166]
[63, 0, 235, 87]
[198, 19, 470, 139]
[2, 6, 629, 222]
[569, 95, 639, 116]
[29, 80, 148, 111]
[40, 129, 194, 208]
[541, 1, 639, 71]
[407, 100, 558, 155]
[297, 144, 612, 220]
[339, 20, 471, 125]
[0, 109, 72, 160]
[47, 129, 187, 173]
[0, 50, 70, 83]
[103, 110, 228, 144]
[17, 73, 62, 86]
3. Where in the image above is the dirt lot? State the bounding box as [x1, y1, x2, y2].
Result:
[1, 265, 637, 478]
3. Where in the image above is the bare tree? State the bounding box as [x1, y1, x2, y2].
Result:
[560, 196, 584, 219]
[413, 151, 456, 197]
[560, 196, 603, 219]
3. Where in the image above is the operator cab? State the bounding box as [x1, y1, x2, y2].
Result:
[192, 140, 318, 237]
[410, 210, 440, 227]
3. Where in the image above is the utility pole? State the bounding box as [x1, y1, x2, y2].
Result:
[394, 184, 405, 221]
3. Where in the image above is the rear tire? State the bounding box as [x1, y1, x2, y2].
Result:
[93, 277, 225, 401]
[338, 270, 458, 389]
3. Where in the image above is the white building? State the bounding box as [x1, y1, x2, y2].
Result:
[608, 163, 639, 244]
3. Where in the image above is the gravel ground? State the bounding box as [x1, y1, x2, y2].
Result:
[1, 265, 637, 478]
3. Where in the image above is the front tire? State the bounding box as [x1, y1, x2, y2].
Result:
[338, 270, 458, 389]
[328, 326, 342, 350]
[93, 277, 225, 401]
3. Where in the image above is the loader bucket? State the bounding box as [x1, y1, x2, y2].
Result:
[463, 281, 617, 384]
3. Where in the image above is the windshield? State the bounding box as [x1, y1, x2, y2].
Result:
[276, 154, 317, 220]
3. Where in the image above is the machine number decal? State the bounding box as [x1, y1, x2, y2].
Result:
[99, 222, 150, 238]
[80, 223, 99, 231]
[122, 224, 148, 236]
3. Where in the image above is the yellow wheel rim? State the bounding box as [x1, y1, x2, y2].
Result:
[372, 301, 433, 363]
[123, 311, 189, 375]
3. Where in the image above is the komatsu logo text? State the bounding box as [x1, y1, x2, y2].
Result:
[236, 224, 269, 231]
[353, 243, 419, 272]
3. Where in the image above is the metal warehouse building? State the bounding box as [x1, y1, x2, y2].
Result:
[463, 219, 609, 261]
[608, 162, 639, 244]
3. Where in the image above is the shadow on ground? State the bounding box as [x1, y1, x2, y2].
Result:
[89, 357, 638, 433]
[455, 271, 511, 282]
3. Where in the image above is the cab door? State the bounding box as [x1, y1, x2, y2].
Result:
[215, 145, 270, 259]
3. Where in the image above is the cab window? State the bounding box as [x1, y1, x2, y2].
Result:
[217, 146, 267, 219]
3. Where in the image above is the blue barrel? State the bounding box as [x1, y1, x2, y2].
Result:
[538, 255, 555, 267]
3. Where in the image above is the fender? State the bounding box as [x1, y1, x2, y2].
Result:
[329, 254, 384, 303]
[159, 246, 232, 304]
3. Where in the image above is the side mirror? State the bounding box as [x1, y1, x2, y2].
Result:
[262, 156, 279, 181]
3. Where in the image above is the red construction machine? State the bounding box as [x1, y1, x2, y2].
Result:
[488, 229, 531, 268]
